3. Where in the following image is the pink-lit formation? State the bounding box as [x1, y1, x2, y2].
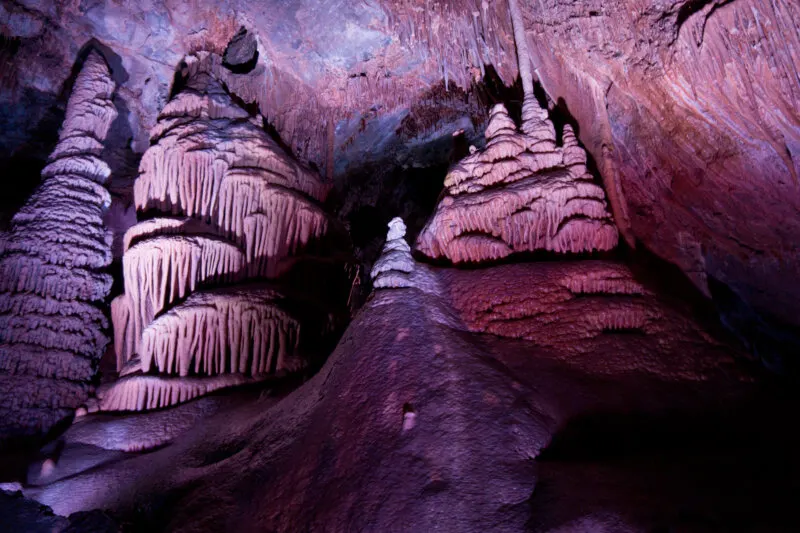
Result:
[0, 1, 795, 529]
[415, 100, 618, 263]
[105, 52, 334, 411]
[0, 52, 116, 440]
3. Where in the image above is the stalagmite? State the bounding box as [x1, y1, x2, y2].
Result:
[108, 52, 341, 410]
[0, 51, 117, 441]
[371, 218, 416, 290]
[416, 0, 617, 264]
[415, 101, 618, 263]
[371, 217, 441, 295]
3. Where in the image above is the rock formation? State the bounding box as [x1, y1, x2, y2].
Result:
[2, 0, 798, 352]
[0, 51, 116, 443]
[371, 217, 438, 295]
[10, 233, 786, 532]
[223, 27, 258, 73]
[415, 100, 618, 263]
[105, 52, 334, 411]
[413, 0, 616, 264]
[0, 1, 799, 530]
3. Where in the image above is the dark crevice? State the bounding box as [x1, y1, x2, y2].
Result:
[601, 326, 646, 335]
[708, 275, 800, 377]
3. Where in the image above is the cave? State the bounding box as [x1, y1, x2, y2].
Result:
[0, 0, 799, 531]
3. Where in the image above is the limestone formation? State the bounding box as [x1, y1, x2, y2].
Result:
[371, 217, 440, 295]
[415, 101, 618, 263]
[0, 51, 116, 442]
[371, 218, 416, 289]
[96, 373, 253, 412]
[139, 287, 301, 377]
[106, 53, 333, 410]
[437, 260, 730, 378]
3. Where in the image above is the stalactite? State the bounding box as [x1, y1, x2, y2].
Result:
[97, 373, 253, 412]
[121, 235, 245, 361]
[138, 286, 300, 377]
[108, 52, 340, 410]
[507, 0, 533, 97]
[123, 217, 222, 253]
[0, 51, 116, 440]
[111, 294, 133, 372]
[416, 102, 618, 263]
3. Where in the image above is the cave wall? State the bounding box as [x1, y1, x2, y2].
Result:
[1, 0, 798, 353]
[520, 0, 800, 334]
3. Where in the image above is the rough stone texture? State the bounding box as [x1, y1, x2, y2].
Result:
[441, 260, 735, 380]
[222, 27, 257, 72]
[9, 262, 800, 531]
[0, 489, 119, 533]
[0, 51, 116, 444]
[0, 0, 516, 177]
[64, 396, 231, 453]
[415, 100, 618, 262]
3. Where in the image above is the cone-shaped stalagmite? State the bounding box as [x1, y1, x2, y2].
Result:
[416, 0, 617, 263]
[415, 101, 618, 263]
[0, 51, 117, 441]
[107, 53, 334, 411]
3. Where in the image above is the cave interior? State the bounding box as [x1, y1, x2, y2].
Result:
[0, 0, 799, 531]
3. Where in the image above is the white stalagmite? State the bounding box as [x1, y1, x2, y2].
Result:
[371, 218, 415, 289]
[371, 218, 441, 295]
[108, 52, 335, 410]
[0, 51, 117, 439]
[415, 101, 618, 263]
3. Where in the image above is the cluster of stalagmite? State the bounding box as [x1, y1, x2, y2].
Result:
[106, 53, 333, 411]
[0, 52, 117, 439]
[415, 99, 618, 263]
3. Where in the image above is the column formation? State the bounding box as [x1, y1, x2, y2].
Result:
[0, 51, 117, 439]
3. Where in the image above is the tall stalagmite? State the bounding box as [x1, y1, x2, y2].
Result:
[106, 53, 333, 411]
[0, 51, 117, 442]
